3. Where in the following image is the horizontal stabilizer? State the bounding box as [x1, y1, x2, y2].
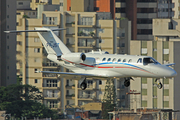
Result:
[163, 63, 175, 66]
[4, 28, 66, 33]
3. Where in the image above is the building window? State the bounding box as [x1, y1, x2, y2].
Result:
[34, 48, 40, 53]
[99, 80, 102, 85]
[45, 79, 57, 87]
[142, 100, 147, 107]
[137, 8, 157, 13]
[137, 19, 152, 24]
[81, 17, 93, 25]
[34, 38, 40, 42]
[137, 29, 152, 35]
[43, 17, 58, 25]
[47, 101, 58, 108]
[60, 3, 63, 6]
[116, 8, 125, 13]
[94, 7, 99, 11]
[35, 79, 40, 83]
[18, 2, 23, 5]
[67, 100, 69, 105]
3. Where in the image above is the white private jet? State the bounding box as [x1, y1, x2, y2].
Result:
[5, 27, 177, 90]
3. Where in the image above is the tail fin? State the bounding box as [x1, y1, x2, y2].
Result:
[35, 27, 71, 56]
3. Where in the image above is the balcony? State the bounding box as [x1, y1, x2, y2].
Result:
[66, 22, 75, 27]
[66, 84, 75, 89]
[43, 73, 57, 78]
[66, 33, 75, 37]
[43, 62, 58, 67]
[78, 94, 94, 100]
[66, 94, 75, 99]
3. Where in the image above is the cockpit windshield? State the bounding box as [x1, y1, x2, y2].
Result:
[143, 57, 160, 65]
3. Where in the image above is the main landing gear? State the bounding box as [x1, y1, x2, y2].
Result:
[124, 77, 134, 87]
[80, 78, 87, 90]
[155, 79, 163, 89]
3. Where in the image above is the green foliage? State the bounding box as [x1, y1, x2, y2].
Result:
[0, 84, 58, 119]
[23, 15, 29, 18]
[102, 79, 117, 119]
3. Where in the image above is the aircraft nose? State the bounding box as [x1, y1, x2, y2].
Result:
[171, 70, 177, 77]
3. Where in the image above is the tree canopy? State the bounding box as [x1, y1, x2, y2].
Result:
[0, 83, 58, 119]
[102, 79, 117, 119]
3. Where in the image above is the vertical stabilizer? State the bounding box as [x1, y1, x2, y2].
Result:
[35, 27, 71, 56]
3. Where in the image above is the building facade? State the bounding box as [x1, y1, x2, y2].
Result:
[129, 18, 180, 118]
[16, 10, 131, 111]
[0, 0, 17, 86]
[115, 0, 178, 40]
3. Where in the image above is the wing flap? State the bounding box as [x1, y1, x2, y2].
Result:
[36, 71, 108, 79]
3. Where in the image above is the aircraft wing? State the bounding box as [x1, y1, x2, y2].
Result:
[163, 63, 175, 66]
[36, 71, 109, 79]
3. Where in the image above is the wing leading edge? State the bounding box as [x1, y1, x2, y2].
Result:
[36, 71, 109, 79]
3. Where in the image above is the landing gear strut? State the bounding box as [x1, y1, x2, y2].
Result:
[155, 79, 163, 89]
[80, 78, 87, 90]
[124, 77, 134, 87]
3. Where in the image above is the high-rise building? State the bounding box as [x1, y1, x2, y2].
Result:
[129, 18, 180, 118]
[115, 0, 177, 40]
[16, 9, 131, 110]
[64, 0, 115, 19]
[0, 0, 16, 86]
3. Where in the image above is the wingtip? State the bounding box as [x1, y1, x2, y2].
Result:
[4, 31, 10, 33]
[35, 71, 42, 73]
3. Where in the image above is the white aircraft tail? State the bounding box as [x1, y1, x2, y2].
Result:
[5, 27, 71, 56]
[35, 27, 71, 56]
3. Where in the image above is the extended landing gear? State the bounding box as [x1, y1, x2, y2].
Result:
[80, 78, 87, 90]
[124, 77, 134, 87]
[155, 79, 163, 89]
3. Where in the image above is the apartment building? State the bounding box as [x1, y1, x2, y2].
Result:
[115, 0, 178, 40]
[0, 0, 16, 86]
[16, 9, 131, 110]
[64, 0, 115, 19]
[129, 18, 180, 118]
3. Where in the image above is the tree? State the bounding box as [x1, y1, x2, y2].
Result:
[102, 79, 117, 119]
[0, 84, 59, 119]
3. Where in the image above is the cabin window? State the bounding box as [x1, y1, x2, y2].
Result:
[143, 57, 159, 65]
[117, 59, 121, 62]
[107, 58, 111, 62]
[128, 59, 132, 63]
[137, 58, 142, 63]
[102, 58, 106, 61]
[123, 59, 126, 62]
[112, 58, 116, 62]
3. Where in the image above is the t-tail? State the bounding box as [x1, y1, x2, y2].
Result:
[35, 27, 71, 56]
[4, 27, 71, 57]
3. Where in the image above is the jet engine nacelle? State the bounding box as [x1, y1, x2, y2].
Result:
[61, 53, 86, 64]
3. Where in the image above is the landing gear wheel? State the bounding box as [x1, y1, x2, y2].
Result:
[80, 82, 87, 90]
[124, 80, 130, 87]
[157, 82, 163, 89]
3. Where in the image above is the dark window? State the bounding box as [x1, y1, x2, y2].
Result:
[99, 80, 102, 85]
[102, 58, 106, 61]
[18, 2, 23, 5]
[107, 58, 111, 62]
[112, 58, 116, 62]
[94, 7, 99, 11]
[137, 58, 142, 63]
[116, 8, 125, 13]
[35, 79, 38, 83]
[16, 12, 21, 15]
[137, 0, 157, 2]
[115, 0, 125, 2]
[123, 59, 126, 62]
[137, 19, 152, 24]
[137, 29, 152, 35]
[69, 7, 71, 10]
[117, 59, 121, 62]
[137, 8, 157, 13]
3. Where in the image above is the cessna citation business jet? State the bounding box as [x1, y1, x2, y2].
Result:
[5, 27, 177, 90]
